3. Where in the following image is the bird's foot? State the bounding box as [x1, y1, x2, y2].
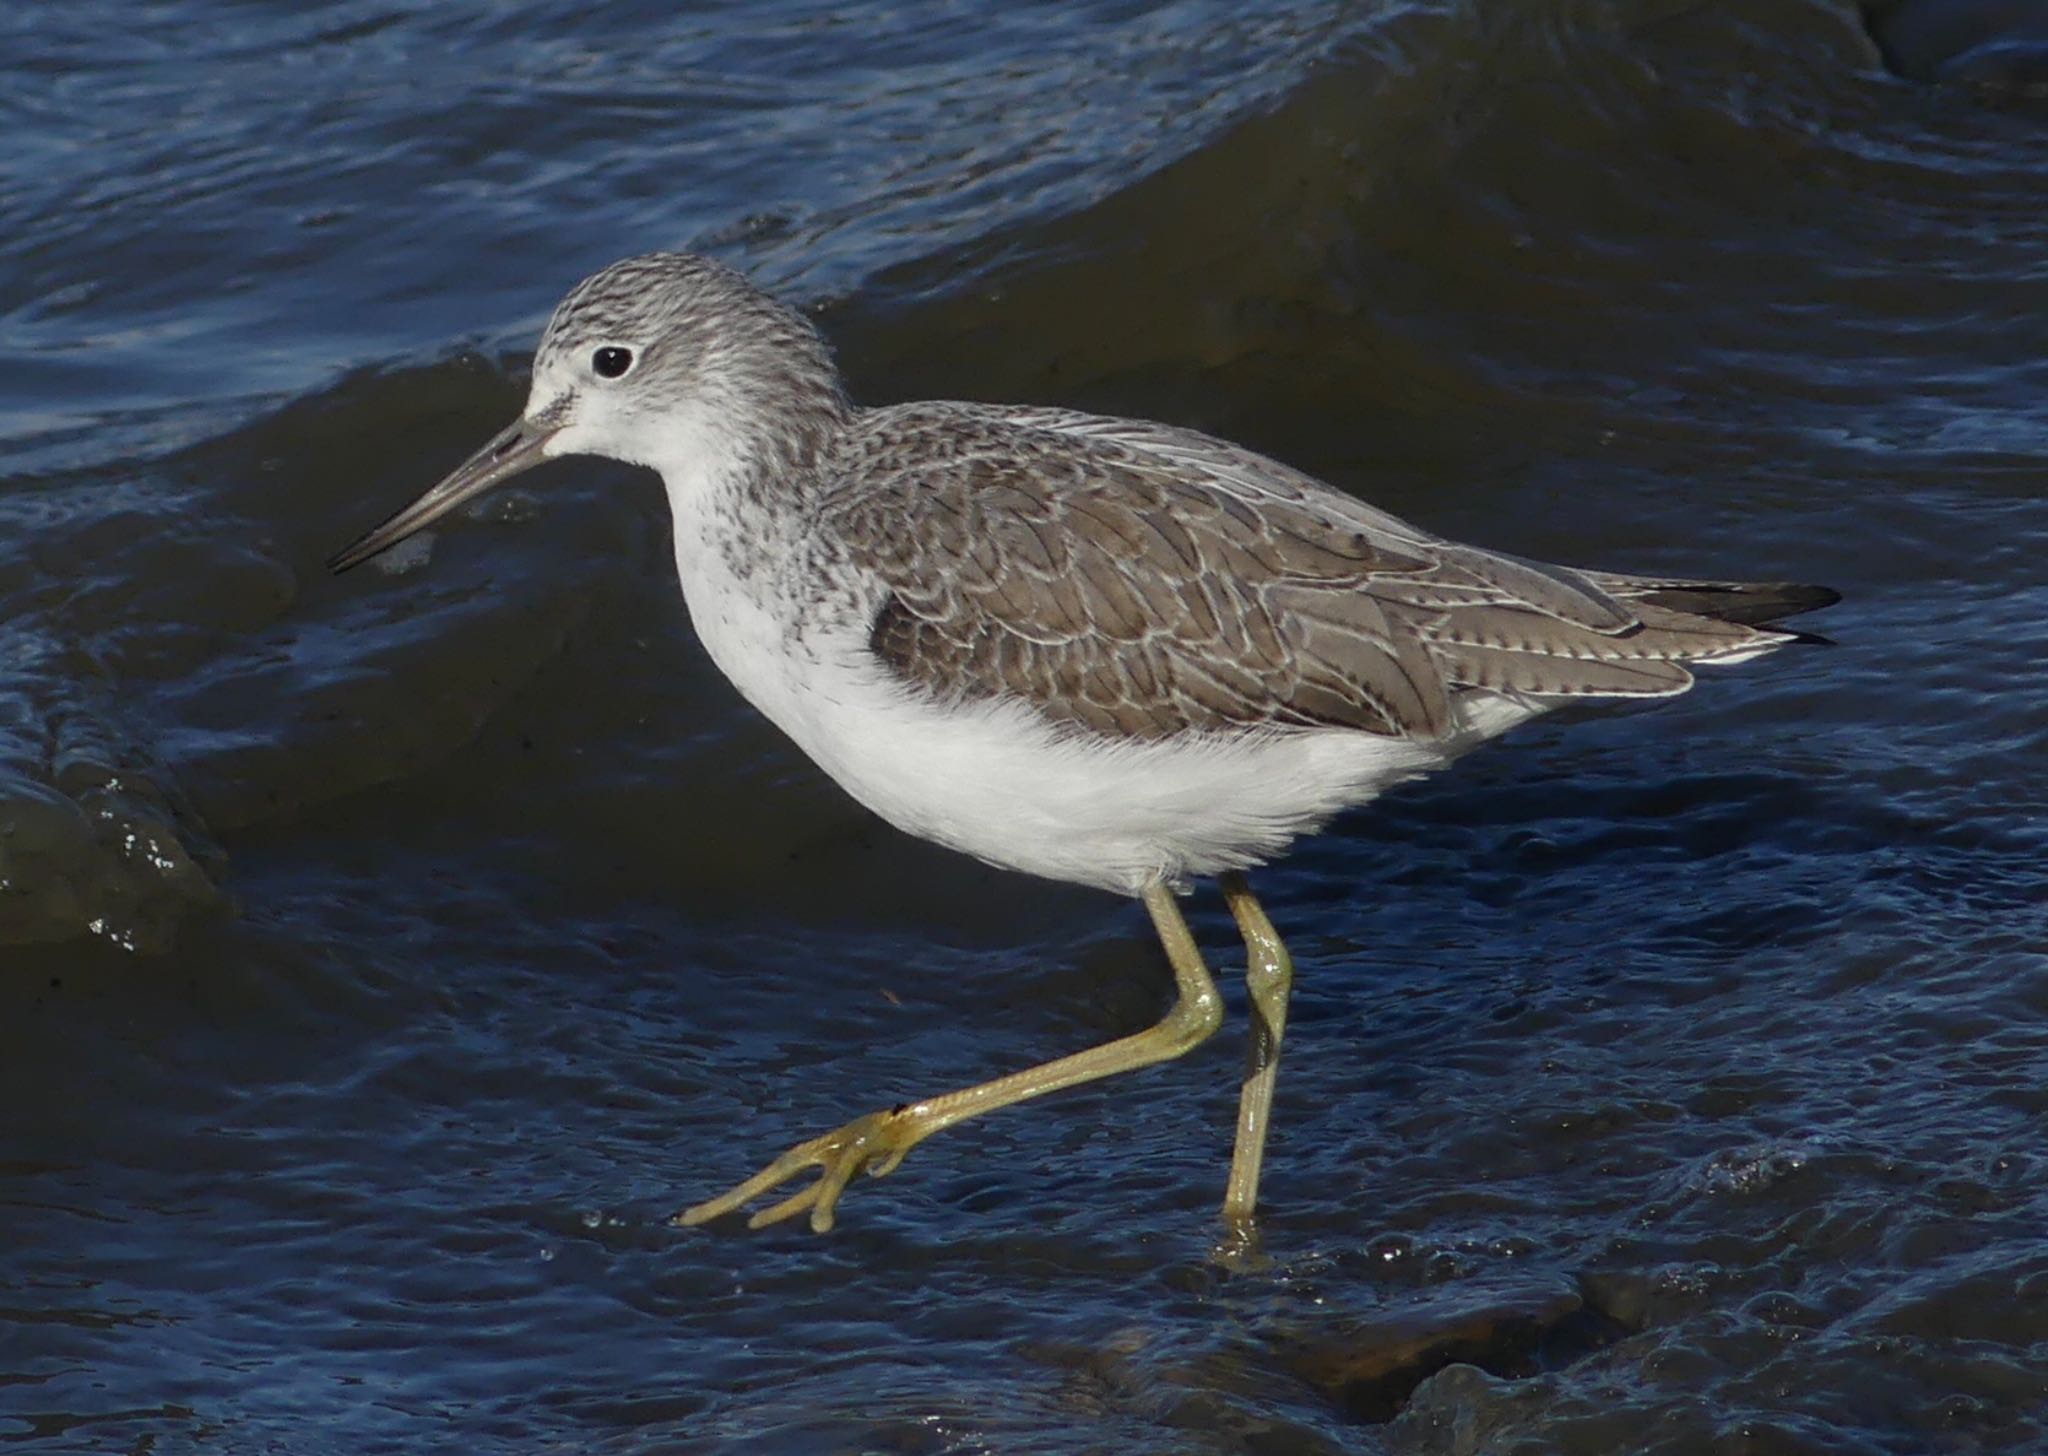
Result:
[1210, 1217, 1274, 1273]
[674, 1106, 922, 1233]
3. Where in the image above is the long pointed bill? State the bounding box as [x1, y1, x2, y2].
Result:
[328, 410, 562, 573]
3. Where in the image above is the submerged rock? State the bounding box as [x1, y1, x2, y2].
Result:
[1285, 1278, 1633, 1423]
[0, 629, 222, 952]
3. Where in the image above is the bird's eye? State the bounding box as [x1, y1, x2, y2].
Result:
[592, 346, 634, 379]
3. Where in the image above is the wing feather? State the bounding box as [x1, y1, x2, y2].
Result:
[827, 404, 1824, 744]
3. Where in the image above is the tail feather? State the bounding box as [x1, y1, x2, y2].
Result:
[1584, 575, 1842, 631]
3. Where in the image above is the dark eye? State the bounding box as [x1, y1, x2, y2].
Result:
[592, 346, 634, 379]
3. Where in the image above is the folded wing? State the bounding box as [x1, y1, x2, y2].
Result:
[827, 405, 1835, 744]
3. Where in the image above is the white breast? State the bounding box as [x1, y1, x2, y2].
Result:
[680, 596, 1486, 896]
[795, 662, 1476, 894]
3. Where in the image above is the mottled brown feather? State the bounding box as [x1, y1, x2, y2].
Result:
[826, 403, 1830, 745]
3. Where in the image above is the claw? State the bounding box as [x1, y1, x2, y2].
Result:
[674, 1107, 921, 1233]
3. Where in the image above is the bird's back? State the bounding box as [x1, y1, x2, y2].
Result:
[816, 401, 1836, 750]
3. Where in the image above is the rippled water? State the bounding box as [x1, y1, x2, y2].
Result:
[6, 1, 2047, 1451]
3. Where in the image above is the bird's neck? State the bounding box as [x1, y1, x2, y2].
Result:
[654, 404, 854, 745]
[652, 390, 848, 596]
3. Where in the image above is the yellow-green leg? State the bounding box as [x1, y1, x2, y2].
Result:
[676, 881, 1223, 1233]
[1217, 871, 1294, 1258]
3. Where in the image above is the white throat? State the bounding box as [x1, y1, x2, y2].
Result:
[650, 410, 825, 746]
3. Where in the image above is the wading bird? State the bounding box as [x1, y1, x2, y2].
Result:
[332, 252, 1835, 1249]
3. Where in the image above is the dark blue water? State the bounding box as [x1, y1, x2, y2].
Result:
[5, 1, 2048, 1451]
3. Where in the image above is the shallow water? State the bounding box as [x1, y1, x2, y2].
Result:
[5, 0, 2047, 1451]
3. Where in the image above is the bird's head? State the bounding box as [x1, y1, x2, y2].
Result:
[330, 252, 845, 573]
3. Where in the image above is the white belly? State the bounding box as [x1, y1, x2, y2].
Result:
[669, 508, 1533, 897]
[756, 649, 1479, 896]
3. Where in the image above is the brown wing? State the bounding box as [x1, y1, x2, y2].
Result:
[826, 404, 1815, 744]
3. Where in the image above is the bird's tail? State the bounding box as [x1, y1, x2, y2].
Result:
[1583, 574, 1842, 641]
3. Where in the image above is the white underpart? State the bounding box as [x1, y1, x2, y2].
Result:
[655, 446, 1563, 895]
[644, 418, 1778, 897]
[774, 675, 1526, 896]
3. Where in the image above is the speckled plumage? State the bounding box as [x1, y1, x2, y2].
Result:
[339, 249, 1834, 891]
[331, 251, 1838, 1240]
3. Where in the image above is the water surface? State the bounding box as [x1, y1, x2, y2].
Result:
[5, 1, 2047, 1451]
